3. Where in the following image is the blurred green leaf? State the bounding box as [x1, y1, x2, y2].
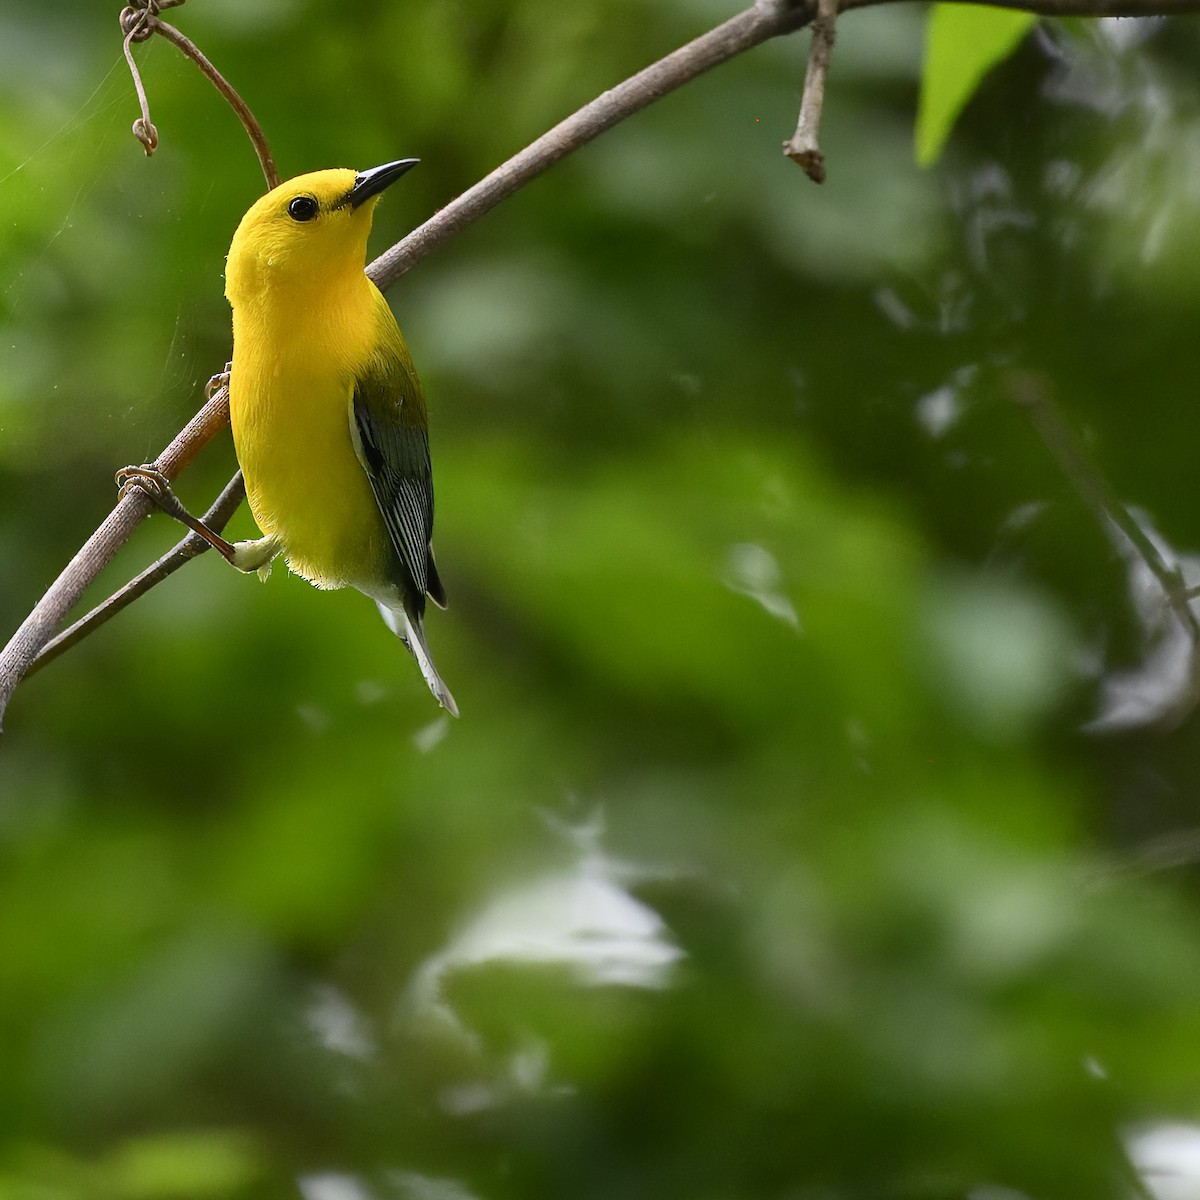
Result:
[0, 1131, 263, 1200]
[916, 5, 1038, 166]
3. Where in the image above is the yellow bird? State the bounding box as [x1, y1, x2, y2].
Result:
[122, 161, 457, 716]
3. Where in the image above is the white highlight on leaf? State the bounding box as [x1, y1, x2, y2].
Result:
[724, 542, 800, 630]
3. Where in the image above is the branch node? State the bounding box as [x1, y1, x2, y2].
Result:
[121, 3, 160, 158]
[119, 4, 156, 42]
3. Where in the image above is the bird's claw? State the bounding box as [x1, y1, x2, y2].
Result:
[116, 463, 171, 503]
[206, 361, 233, 400]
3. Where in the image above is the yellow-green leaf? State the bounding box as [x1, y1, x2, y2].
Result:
[916, 5, 1038, 167]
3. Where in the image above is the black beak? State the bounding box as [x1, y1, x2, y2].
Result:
[347, 158, 420, 209]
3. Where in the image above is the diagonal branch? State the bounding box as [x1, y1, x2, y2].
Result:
[368, 0, 813, 289]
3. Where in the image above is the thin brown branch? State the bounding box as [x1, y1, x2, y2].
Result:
[783, 0, 837, 181]
[1006, 371, 1200, 643]
[845, 0, 1199, 12]
[368, 0, 813, 290]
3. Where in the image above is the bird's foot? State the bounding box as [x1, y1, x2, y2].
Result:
[116, 463, 239, 562]
[116, 463, 177, 511]
[206, 361, 233, 400]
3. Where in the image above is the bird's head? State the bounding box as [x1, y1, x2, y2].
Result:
[225, 159, 418, 306]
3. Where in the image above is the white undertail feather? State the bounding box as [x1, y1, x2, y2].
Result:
[377, 601, 459, 718]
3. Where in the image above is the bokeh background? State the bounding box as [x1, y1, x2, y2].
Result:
[4, 4, 1200, 1198]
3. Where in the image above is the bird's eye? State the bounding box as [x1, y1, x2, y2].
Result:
[287, 195, 319, 222]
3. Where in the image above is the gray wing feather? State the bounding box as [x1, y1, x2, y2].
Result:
[350, 371, 435, 609]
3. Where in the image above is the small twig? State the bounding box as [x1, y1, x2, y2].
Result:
[1006, 370, 1200, 640]
[119, 0, 280, 189]
[24, 471, 247, 681]
[782, 0, 837, 181]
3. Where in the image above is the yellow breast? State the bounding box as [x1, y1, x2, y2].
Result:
[229, 278, 392, 591]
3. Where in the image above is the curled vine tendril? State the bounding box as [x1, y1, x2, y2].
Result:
[118, 0, 280, 187]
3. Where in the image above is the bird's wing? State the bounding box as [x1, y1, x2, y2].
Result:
[349, 346, 442, 611]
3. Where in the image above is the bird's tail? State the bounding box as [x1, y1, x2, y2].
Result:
[377, 601, 459, 718]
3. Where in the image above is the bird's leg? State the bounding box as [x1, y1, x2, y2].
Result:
[115, 464, 282, 578]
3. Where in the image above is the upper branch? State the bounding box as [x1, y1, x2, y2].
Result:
[368, 0, 812, 288]
[845, 0, 1196, 13]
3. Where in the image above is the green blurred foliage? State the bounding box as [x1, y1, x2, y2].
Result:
[3, 3, 1200, 1198]
[916, 6, 1038, 167]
